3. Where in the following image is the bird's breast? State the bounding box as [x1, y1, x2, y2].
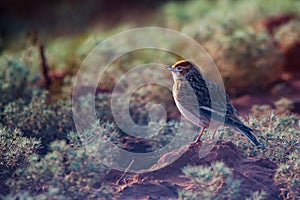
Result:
[172, 81, 208, 127]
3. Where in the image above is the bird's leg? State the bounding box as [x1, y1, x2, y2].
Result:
[212, 129, 217, 139]
[191, 127, 205, 144]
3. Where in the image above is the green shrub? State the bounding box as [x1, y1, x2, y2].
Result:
[1, 91, 74, 153]
[75, 93, 114, 123]
[251, 108, 299, 162]
[163, 0, 300, 30]
[275, 20, 300, 51]
[0, 126, 40, 182]
[74, 92, 147, 125]
[245, 190, 267, 200]
[179, 162, 268, 200]
[207, 29, 283, 94]
[0, 57, 36, 110]
[0, 55, 74, 153]
[7, 140, 112, 199]
[179, 162, 241, 200]
[274, 153, 300, 200]
[145, 120, 179, 151]
[67, 120, 120, 155]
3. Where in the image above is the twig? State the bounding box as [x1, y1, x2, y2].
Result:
[116, 159, 134, 185]
[39, 44, 51, 89]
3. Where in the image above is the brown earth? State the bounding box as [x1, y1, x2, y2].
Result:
[105, 141, 280, 200]
[232, 79, 300, 116]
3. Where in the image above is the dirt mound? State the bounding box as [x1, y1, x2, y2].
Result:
[106, 141, 280, 200]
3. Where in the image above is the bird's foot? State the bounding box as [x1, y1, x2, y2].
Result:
[189, 140, 202, 146]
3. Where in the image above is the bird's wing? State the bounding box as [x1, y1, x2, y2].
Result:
[177, 70, 240, 124]
[199, 106, 226, 122]
[199, 105, 242, 127]
[203, 76, 238, 116]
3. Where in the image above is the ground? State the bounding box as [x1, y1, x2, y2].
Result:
[106, 141, 280, 200]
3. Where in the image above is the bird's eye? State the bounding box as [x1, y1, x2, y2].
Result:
[177, 66, 183, 71]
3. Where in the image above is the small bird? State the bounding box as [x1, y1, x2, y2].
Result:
[166, 60, 260, 146]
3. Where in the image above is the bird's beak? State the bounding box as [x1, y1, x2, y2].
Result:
[165, 66, 172, 70]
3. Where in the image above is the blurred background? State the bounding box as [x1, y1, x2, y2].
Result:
[1, 0, 299, 100]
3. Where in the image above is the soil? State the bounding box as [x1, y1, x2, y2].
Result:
[105, 141, 280, 200]
[232, 79, 300, 116]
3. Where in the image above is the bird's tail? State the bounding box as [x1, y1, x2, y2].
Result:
[236, 124, 260, 146]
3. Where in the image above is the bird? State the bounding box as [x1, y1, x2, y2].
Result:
[166, 60, 260, 146]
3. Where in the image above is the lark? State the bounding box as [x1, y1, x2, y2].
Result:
[166, 60, 260, 146]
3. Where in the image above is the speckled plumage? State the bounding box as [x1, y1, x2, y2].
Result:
[166, 60, 260, 146]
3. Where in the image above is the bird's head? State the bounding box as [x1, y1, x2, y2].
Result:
[166, 60, 198, 80]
